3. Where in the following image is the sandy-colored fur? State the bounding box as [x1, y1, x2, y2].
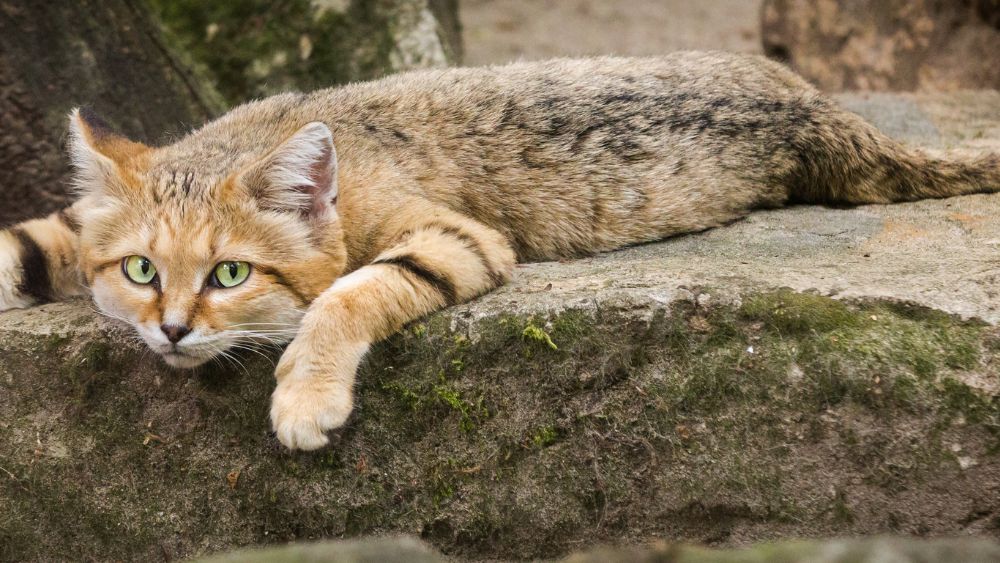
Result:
[0, 52, 997, 449]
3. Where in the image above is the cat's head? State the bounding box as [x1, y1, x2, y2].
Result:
[68, 108, 347, 368]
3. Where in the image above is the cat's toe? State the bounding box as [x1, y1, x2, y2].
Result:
[273, 415, 330, 451]
[270, 377, 353, 451]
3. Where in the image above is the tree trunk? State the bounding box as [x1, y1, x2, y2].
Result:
[149, 0, 463, 105]
[0, 0, 224, 226]
[0, 0, 462, 227]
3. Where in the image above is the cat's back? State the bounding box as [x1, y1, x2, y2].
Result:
[177, 52, 822, 260]
[311, 51, 814, 136]
[304, 51, 821, 260]
[181, 51, 813, 176]
[324, 51, 808, 108]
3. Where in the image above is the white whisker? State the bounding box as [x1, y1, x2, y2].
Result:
[228, 343, 277, 368]
[215, 347, 250, 376]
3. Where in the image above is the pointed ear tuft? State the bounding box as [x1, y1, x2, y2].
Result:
[76, 106, 116, 141]
[67, 107, 150, 196]
[240, 122, 339, 218]
[68, 107, 117, 192]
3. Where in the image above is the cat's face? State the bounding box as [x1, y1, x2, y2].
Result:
[70, 110, 346, 368]
[82, 194, 333, 368]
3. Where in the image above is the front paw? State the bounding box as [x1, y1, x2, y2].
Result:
[270, 346, 355, 451]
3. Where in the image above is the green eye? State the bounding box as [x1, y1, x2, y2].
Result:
[212, 261, 251, 288]
[123, 255, 157, 285]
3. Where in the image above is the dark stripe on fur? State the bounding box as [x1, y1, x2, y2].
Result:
[425, 222, 507, 287]
[374, 254, 457, 305]
[396, 221, 507, 288]
[256, 266, 311, 305]
[95, 259, 121, 273]
[56, 209, 81, 235]
[11, 228, 53, 303]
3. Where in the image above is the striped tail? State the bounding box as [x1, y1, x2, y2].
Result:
[788, 99, 1000, 205]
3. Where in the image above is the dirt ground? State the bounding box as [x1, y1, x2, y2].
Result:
[460, 0, 763, 66]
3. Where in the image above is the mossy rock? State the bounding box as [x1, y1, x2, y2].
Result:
[1, 288, 998, 561]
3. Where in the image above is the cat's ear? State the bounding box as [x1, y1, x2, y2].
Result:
[238, 122, 338, 219]
[67, 107, 150, 196]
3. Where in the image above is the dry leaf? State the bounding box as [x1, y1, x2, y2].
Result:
[226, 470, 240, 490]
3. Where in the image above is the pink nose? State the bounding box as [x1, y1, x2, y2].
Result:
[161, 324, 191, 343]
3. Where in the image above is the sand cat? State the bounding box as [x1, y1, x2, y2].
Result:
[0, 52, 996, 450]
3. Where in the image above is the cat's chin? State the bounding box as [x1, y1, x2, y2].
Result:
[161, 351, 212, 369]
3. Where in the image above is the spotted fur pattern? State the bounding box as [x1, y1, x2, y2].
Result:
[0, 53, 997, 449]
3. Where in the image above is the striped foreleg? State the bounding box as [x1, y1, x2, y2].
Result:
[0, 203, 88, 311]
[270, 212, 516, 450]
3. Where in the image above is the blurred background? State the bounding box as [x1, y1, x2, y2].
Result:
[463, 0, 763, 65]
[1, 0, 999, 224]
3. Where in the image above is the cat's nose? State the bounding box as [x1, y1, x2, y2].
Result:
[161, 324, 191, 344]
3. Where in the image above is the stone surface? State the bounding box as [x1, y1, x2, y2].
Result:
[1, 93, 999, 561]
[196, 536, 1000, 563]
[761, 0, 1000, 92]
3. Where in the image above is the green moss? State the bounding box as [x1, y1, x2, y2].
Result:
[43, 333, 70, 352]
[733, 291, 989, 419]
[77, 340, 112, 370]
[531, 426, 558, 448]
[432, 384, 485, 432]
[940, 377, 995, 425]
[522, 323, 558, 351]
[740, 290, 861, 334]
[548, 310, 595, 341]
[382, 381, 422, 410]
